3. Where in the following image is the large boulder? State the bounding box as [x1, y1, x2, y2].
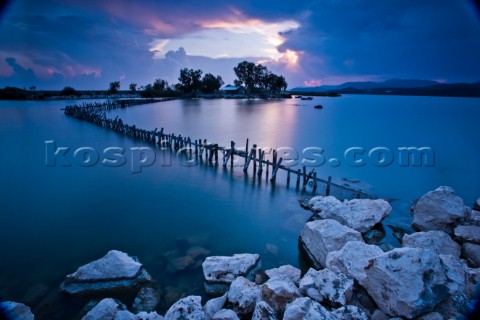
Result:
[82, 298, 124, 320]
[264, 265, 301, 285]
[61, 250, 153, 297]
[283, 297, 336, 320]
[454, 225, 480, 244]
[164, 296, 206, 320]
[0, 301, 34, 320]
[202, 254, 261, 295]
[361, 247, 449, 319]
[211, 309, 239, 320]
[132, 287, 161, 313]
[467, 210, 480, 226]
[462, 243, 480, 267]
[300, 219, 363, 268]
[439, 254, 467, 295]
[412, 186, 468, 233]
[309, 196, 391, 233]
[299, 268, 354, 307]
[204, 293, 227, 318]
[261, 279, 301, 317]
[331, 305, 369, 320]
[326, 241, 383, 283]
[251, 301, 276, 320]
[226, 276, 260, 317]
[402, 230, 461, 258]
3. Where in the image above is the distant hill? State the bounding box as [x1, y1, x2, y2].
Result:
[290, 79, 480, 97]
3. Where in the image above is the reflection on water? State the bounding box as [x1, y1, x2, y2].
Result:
[0, 95, 479, 318]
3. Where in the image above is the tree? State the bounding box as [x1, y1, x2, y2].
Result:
[29, 86, 36, 91]
[233, 61, 256, 93]
[61, 86, 77, 96]
[177, 68, 203, 95]
[129, 83, 137, 93]
[108, 81, 120, 94]
[201, 73, 224, 94]
[153, 78, 168, 92]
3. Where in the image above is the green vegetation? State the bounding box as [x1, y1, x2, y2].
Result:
[108, 81, 120, 94]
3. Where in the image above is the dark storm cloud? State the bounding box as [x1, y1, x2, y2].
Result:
[0, 0, 479, 89]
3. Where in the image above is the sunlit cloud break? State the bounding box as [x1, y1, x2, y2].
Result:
[149, 14, 300, 63]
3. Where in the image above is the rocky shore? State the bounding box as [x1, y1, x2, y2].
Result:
[1, 186, 479, 320]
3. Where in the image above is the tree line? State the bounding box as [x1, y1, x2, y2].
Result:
[108, 61, 287, 97]
[1, 61, 288, 99]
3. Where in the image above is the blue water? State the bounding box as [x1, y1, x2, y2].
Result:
[0, 95, 479, 317]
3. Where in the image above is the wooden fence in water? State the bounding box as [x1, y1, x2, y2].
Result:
[64, 98, 377, 200]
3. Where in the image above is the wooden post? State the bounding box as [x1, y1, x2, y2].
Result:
[257, 149, 264, 176]
[302, 166, 306, 185]
[270, 158, 283, 182]
[287, 169, 291, 185]
[312, 172, 318, 192]
[214, 144, 219, 165]
[244, 138, 249, 165]
[230, 141, 235, 168]
[296, 169, 301, 189]
[253, 144, 257, 172]
[326, 176, 332, 196]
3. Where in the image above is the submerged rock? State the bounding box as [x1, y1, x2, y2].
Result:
[326, 240, 383, 283]
[227, 277, 260, 316]
[283, 297, 336, 320]
[61, 250, 153, 297]
[251, 301, 276, 320]
[300, 219, 363, 268]
[412, 186, 468, 233]
[261, 279, 301, 317]
[402, 230, 461, 258]
[299, 268, 353, 307]
[361, 247, 449, 318]
[0, 301, 34, 320]
[309, 196, 391, 232]
[264, 265, 301, 285]
[132, 287, 161, 313]
[164, 296, 206, 320]
[202, 254, 261, 295]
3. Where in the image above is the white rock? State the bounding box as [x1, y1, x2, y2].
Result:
[454, 225, 480, 244]
[331, 305, 369, 320]
[264, 265, 301, 285]
[326, 240, 384, 282]
[261, 279, 301, 316]
[202, 254, 261, 295]
[211, 309, 239, 320]
[82, 298, 122, 320]
[61, 250, 152, 296]
[412, 186, 468, 233]
[226, 276, 260, 316]
[361, 247, 449, 318]
[204, 293, 227, 318]
[462, 242, 480, 267]
[283, 297, 336, 320]
[164, 296, 207, 320]
[402, 230, 461, 258]
[309, 196, 392, 233]
[251, 301, 276, 320]
[300, 219, 363, 268]
[299, 268, 354, 306]
[0, 301, 34, 320]
[439, 254, 467, 295]
[114, 310, 137, 320]
[132, 287, 160, 313]
[135, 311, 164, 320]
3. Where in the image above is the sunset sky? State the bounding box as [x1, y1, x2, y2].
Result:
[1, 0, 479, 90]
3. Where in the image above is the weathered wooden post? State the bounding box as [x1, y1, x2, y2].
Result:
[253, 144, 257, 172]
[244, 138, 249, 166]
[230, 141, 235, 168]
[326, 176, 332, 196]
[257, 149, 264, 176]
[312, 172, 318, 192]
[270, 158, 283, 183]
[296, 169, 301, 189]
[302, 166, 306, 185]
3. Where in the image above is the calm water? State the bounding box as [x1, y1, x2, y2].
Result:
[0, 95, 479, 317]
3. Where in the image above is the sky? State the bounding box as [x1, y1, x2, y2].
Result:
[0, 0, 479, 90]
